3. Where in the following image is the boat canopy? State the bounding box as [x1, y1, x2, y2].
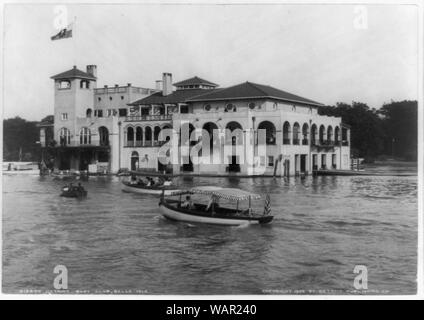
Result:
[169, 186, 261, 201]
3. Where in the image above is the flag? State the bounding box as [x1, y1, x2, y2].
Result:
[51, 23, 73, 41]
[263, 194, 271, 216]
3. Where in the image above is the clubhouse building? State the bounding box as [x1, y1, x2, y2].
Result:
[39, 65, 351, 176]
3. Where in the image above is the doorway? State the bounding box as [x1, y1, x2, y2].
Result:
[228, 155, 240, 172]
[131, 151, 139, 171]
[300, 154, 307, 172]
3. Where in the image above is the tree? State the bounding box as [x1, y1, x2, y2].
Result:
[3, 116, 40, 161]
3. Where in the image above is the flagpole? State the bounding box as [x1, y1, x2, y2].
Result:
[73, 16, 77, 66]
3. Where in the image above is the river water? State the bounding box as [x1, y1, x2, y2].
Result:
[2, 163, 418, 295]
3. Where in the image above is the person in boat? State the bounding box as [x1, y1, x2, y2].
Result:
[77, 183, 84, 192]
[206, 195, 220, 213]
[129, 175, 137, 185]
[145, 177, 152, 187]
[181, 195, 194, 209]
[163, 177, 172, 186]
[137, 178, 146, 186]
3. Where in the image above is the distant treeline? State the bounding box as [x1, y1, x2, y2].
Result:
[3, 116, 43, 161]
[319, 100, 417, 161]
[2, 100, 418, 162]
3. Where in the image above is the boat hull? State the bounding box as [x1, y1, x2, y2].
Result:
[159, 203, 273, 226]
[3, 170, 40, 175]
[121, 182, 179, 195]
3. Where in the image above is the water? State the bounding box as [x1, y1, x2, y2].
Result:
[2, 163, 417, 294]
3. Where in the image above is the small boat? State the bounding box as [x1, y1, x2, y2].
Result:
[121, 180, 179, 195]
[2, 162, 40, 175]
[159, 186, 273, 226]
[60, 185, 87, 198]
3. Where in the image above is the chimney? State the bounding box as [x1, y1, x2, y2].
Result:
[162, 73, 172, 96]
[86, 65, 97, 78]
[155, 80, 163, 91]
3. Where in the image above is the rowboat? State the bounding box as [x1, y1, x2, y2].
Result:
[159, 186, 273, 226]
[121, 181, 179, 195]
[60, 185, 87, 198]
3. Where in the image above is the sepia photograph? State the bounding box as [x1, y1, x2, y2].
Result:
[1, 0, 422, 300]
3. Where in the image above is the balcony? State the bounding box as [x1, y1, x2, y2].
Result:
[125, 114, 172, 122]
[125, 140, 167, 147]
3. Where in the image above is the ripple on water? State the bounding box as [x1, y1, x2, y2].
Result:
[2, 167, 418, 294]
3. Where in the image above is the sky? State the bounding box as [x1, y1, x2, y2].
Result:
[2, 2, 419, 121]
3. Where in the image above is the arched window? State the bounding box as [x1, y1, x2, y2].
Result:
[225, 121, 243, 145]
[203, 122, 219, 153]
[59, 127, 71, 146]
[302, 123, 309, 145]
[327, 126, 333, 144]
[127, 127, 134, 147]
[79, 127, 91, 145]
[258, 121, 276, 145]
[98, 126, 109, 146]
[335, 126, 340, 144]
[283, 121, 291, 145]
[86, 108, 92, 117]
[292, 122, 300, 145]
[311, 124, 317, 145]
[180, 123, 195, 146]
[154, 126, 161, 145]
[135, 127, 142, 147]
[319, 125, 325, 144]
[145, 127, 152, 146]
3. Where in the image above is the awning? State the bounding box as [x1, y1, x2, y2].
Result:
[190, 186, 261, 201]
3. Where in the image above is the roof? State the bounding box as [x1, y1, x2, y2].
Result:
[190, 186, 261, 201]
[173, 76, 218, 88]
[187, 81, 323, 106]
[51, 66, 97, 80]
[128, 88, 219, 105]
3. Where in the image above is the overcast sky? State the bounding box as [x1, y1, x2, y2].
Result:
[3, 2, 419, 121]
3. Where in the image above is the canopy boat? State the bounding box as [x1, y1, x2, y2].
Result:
[60, 185, 87, 198]
[121, 180, 179, 196]
[159, 186, 273, 226]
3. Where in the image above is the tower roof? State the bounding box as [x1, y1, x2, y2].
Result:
[173, 76, 218, 88]
[51, 66, 97, 80]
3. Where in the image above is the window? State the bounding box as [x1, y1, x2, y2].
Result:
[96, 110, 103, 118]
[61, 113, 68, 120]
[59, 127, 71, 146]
[59, 80, 71, 89]
[204, 104, 211, 111]
[180, 105, 189, 114]
[248, 102, 256, 109]
[79, 127, 91, 145]
[86, 109, 92, 117]
[121, 96, 124, 100]
[109, 96, 112, 101]
[225, 103, 235, 112]
[268, 156, 274, 167]
[119, 108, 127, 117]
[98, 97, 101, 102]
[107, 109, 113, 117]
[80, 80, 90, 89]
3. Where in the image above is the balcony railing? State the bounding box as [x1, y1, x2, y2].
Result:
[302, 139, 308, 145]
[125, 114, 172, 122]
[292, 138, 300, 145]
[125, 140, 167, 147]
[283, 138, 291, 145]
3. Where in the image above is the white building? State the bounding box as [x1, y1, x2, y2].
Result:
[41, 65, 351, 176]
